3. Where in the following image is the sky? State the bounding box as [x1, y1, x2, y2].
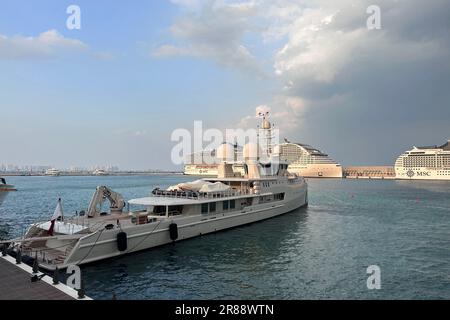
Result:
[0, 0, 449, 170]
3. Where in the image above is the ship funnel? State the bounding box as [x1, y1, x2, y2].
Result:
[217, 143, 234, 163]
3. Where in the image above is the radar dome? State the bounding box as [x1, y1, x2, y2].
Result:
[216, 143, 234, 162]
[243, 143, 261, 161]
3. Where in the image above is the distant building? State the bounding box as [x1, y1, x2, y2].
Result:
[343, 166, 395, 179]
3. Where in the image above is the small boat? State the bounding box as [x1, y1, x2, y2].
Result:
[93, 169, 108, 176]
[0, 178, 17, 205]
[45, 168, 61, 176]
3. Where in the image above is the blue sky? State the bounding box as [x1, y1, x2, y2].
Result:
[1, 0, 449, 170]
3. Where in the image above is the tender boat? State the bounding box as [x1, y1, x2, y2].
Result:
[0, 178, 17, 205]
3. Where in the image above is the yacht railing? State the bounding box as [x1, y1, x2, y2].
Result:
[151, 188, 253, 200]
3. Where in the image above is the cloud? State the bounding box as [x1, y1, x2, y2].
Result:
[0, 29, 88, 60]
[269, 0, 449, 100]
[154, 1, 263, 74]
[238, 96, 307, 133]
[163, 0, 450, 163]
[170, 0, 208, 9]
[115, 129, 149, 137]
[255, 105, 270, 116]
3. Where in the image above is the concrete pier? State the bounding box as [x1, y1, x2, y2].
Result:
[343, 166, 395, 179]
[0, 254, 91, 300]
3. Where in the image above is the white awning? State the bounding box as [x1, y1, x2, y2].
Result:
[199, 182, 230, 193]
[37, 221, 88, 235]
[128, 197, 201, 206]
[128, 192, 273, 207]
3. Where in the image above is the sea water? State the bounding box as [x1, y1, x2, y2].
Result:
[0, 175, 449, 299]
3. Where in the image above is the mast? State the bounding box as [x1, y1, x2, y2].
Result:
[257, 112, 274, 159]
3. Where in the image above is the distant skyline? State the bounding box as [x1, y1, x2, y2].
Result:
[1, 1, 449, 170]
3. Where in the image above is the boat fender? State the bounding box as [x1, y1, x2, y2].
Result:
[117, 232, 128, 252]
[169, 223, 178, 241]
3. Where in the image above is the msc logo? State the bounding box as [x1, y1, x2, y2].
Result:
[417, 172, 431, 176]
[407, 170, 415, 178]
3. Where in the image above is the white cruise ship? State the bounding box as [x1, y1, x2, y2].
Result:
[279, 142, 343, 178]
[395, 140, 450, 180]
[184, 146, 245, 177]
[184, 164, 220, 176]
[45, 168, 61, 176]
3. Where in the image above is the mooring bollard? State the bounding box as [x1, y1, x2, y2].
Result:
[53, 267, 59, 285]
[78, 279, 85, 299]
[15, 250, 22, 264]
[32, 257, 39, 274]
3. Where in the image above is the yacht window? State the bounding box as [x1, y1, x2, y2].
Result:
[168, 205, 183, 216]
[201, 203, 209, 214]
[223, 200, 229, 210]
[274, 193, 285, 201]
[210, 202, 216, 213]
[230, 200, 236, 209]
[153, 206, 166, 215]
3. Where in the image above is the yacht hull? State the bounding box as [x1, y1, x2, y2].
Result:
[51, 186, 308, 270]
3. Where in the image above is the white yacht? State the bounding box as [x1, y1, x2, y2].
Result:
[93, 169, 108, 176]
[4, 126, 308, 271]
[45, 168, 61, 177]
[279, 142, 343, 178]
[395, 140, 450, 180]
[0, 178, 16, 205]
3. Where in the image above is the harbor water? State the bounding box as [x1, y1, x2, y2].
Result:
[0, 175, 449, 299]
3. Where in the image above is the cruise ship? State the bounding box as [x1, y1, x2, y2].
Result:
[184, 145, 246, 177]
[395, 140, 450, 180]
[184, 164, 220, 176]
[4, 119, 308, 270]
[279, 142, 343, 178]
[0, 178, 17, 205]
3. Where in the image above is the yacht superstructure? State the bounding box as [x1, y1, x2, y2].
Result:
[4, 120, 308, 270]
[395, 140, 450, 180]
[279, 142, 343, 178]
[0, 178, 16, 205]
[184, 141, 342, 178]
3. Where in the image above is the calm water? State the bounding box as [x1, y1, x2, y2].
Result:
[0, 175, 449, 299]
